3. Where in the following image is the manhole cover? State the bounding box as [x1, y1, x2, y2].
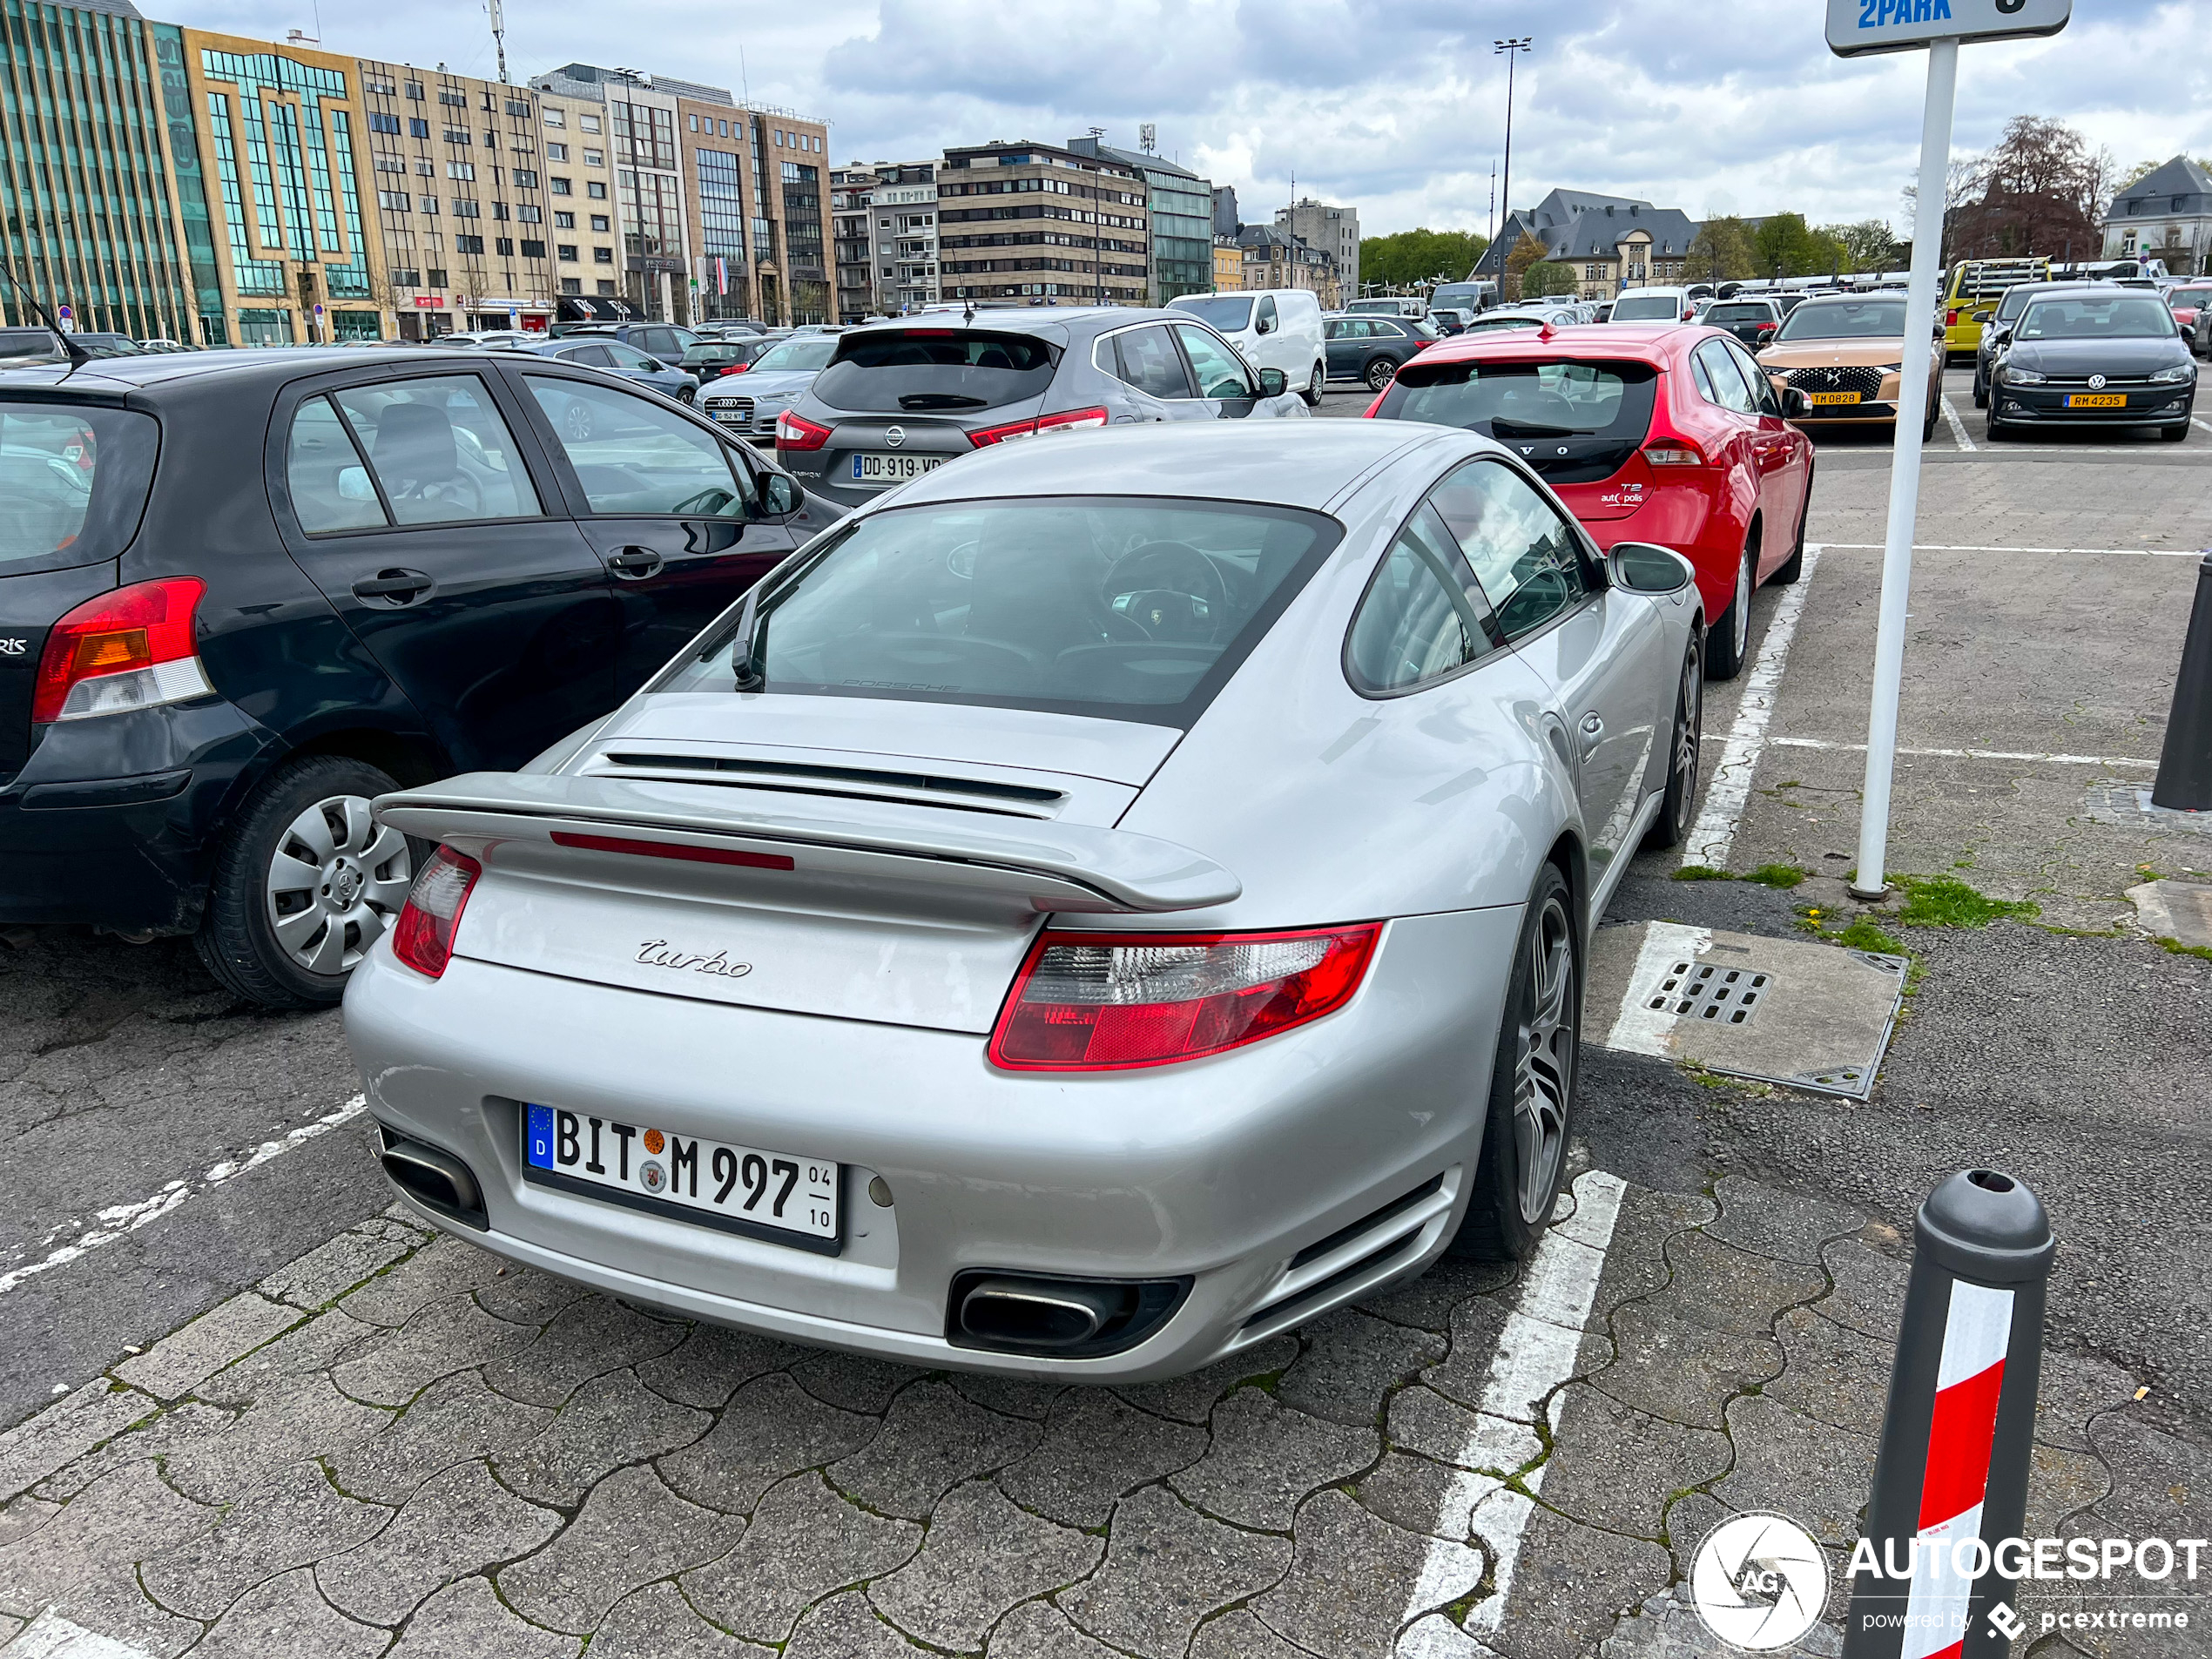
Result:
[1590, 923, 1907, 1101]
[1646, 961, 1770, 1028]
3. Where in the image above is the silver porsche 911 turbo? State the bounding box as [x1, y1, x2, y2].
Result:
[343, 421, 1706, 1380]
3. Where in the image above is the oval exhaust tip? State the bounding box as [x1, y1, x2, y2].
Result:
[958, 1278, 1116, 1349]
[379, 1133, 487, 1229]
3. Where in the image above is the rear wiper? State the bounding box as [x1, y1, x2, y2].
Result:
[897, 393, 988, 410]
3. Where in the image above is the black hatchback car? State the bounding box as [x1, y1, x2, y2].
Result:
[0, 347, 834, 1006]
[1986, 287, 2197, 442]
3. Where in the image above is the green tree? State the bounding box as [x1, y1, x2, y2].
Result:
[1684, 217, 1755, 283]
[1750, 212, 1844, 279]
[1824, 219, 1902, 272]
[1503, 231, 1550, 300]
[1358, 227, 1492, 292]
[1521, 260, 1577, 298]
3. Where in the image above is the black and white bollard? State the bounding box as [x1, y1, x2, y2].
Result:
[1843, 1170, 2055, 1659]
[2151, 550, 2212, 812]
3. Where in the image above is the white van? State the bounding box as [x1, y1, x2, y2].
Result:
[1166, 290, 1328, 405]
[1610, 286, 1698, 323]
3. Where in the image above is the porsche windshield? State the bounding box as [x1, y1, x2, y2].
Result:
[664, 498, 1340, 725]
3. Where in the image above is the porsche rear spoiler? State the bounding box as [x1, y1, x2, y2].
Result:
[373, 772, 1239, 914]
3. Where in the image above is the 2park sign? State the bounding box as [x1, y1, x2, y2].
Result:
[1827, 0, 2071, 57]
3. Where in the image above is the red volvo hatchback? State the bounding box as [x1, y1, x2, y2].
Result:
[1365, 323, 1814, 678]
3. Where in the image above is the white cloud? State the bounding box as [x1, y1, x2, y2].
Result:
[185, 0, 2209, 235]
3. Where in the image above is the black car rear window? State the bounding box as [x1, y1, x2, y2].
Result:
[0, 402, 158, 574]
[810, 329, 1058, 415]
[659, 496, 1341, 728]
[1374, 359, 1659, 485]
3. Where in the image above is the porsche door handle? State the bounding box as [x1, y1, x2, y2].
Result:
[1578, 713, 1605, 756]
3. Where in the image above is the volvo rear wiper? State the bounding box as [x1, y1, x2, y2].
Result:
[1487, 416, 1582, 438]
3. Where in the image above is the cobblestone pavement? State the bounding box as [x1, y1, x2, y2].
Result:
[0, 1155, 2198, 1657]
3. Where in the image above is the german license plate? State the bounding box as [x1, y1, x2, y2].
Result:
[852, 452, 945, 484]
[2066, 394, 2126, 408]
[523, 1104, 840, 1252]
[1806, 390, 1862, 406]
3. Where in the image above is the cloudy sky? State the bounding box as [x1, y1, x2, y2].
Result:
[189, 0, 2209, 236]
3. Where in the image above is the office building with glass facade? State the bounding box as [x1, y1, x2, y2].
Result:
[1066, 136, 1210, 305]
[0, 0, 203, 341]
[939, 138, 1149, 307]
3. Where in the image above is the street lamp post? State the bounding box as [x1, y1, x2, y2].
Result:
[1494, 37, 1532, 287]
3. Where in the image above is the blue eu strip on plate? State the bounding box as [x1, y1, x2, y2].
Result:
[526, 1103, 556, 1169]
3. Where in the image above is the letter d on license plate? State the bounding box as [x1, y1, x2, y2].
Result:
[523, 1103, 841, 1254]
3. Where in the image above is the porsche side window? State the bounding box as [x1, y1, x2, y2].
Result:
[1346, 503, 1495, 693]
[1429, 461, 1588, 642]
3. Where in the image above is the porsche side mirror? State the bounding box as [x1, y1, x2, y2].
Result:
[1257, 367, 1288, 398]
[1607, 542, 1697, 596]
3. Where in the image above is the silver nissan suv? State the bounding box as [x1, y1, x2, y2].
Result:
[772, 307, 1309, 508]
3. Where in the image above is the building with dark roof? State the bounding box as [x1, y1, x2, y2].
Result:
[1067, 135, 1212, 304]
[2103, 157, 2212, 275]
[1473, 189, 1698, 300]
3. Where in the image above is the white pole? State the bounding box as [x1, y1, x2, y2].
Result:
[1849, 37, 1957, 901]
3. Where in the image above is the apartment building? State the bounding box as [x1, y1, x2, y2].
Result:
[531, 65, 831, 327]
[871, 162, 939, 314]
[354, 58, 553, 338]
[831, 166, 875, 320]
[1276, 199, 1359, 300]
[938, 139, 1148, 307]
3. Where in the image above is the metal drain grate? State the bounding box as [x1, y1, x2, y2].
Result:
[1647, 961, 1770, 1026]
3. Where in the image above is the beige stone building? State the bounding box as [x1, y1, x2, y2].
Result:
[938, 139, 1149, 307]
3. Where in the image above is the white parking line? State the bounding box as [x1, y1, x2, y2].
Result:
[0, 1095, 366, 1298]
[2, 1611, 158, 1658]
[1939, 395, 1975, 452]
[1681, 547, 1822, 871]
[1816, 543, 2202, 557]
[1396, 1171, 1627, 1656]
[1766, 736, 2158, 767]
[2192, 417, 2212, 436]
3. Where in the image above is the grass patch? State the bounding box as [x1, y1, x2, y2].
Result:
[1837, 916, 1904, 954]
[1672, 865, 1733, 882]
[1894, 874, 2040, 928]
[1745, 864, 1806, 889]
[2155, 935, 2212, 962]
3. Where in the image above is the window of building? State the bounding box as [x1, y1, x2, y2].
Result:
[587, 181, 607, 199]
[560, 277, 582, 293]
[389, 268, 421, 287]
[443, 129, 472, 145]
[543, 106, 565, 127]
[554, 211, 575, 228]
[447, 162, 475, 180]
[417, 195, 439, 214]
[378, 189, 410, 210]
[597, 279, 617, 295]
[583, 149, 604, 167]
[406, 81, 425, 99]
[551, 178, 572, 195]
[374, 153, 407, 173]
[688, 114, 698, 132]
[521, 239, 545, 259]
[558, 244, 579, 261]
[517, 204, 542, 223]
[439, 90, 467, 105]
[492, 202, 510, 220]
[415, 159, 435, 177]
[513, 170, 539, 190]
[546, 142, 568, 161]
[451, 199, 481, 219]
[590, 214, 610, 232]
[368, 112, 401, 134]
[580, 112, 602, 133]
[506, 99, 530, 117]
[426, 266, 448, 286]
[496, 237, 515, 255]
[455, 234, 484, 253]
[594, 246, 614, 264]
[718, 119, 729, 137]
[408, 118, 430, 138]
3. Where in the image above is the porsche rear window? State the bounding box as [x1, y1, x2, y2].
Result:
[811, 330, 1057, 414]
[0, 403, 158, 573]
[661, 497, 1341, 726]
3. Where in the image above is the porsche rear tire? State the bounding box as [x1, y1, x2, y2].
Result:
[1452, 863, 1580, 1262]
[1641, 637, 1703, 853]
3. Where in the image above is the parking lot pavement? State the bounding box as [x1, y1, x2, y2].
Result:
[3, 382, 2209, 1657]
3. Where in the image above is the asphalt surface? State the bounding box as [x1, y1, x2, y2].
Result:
[1, 368, 2206, 1657]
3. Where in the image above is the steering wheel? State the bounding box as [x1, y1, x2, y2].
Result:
[1103, 541, 1229, 643]
[407, 471, 483, 516]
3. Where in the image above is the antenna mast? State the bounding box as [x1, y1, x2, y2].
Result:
[488, 0, 509, 84]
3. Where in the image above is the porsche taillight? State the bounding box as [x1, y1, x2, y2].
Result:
[988, 924, 1381, 1071]
[390, 846, 482, 980]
